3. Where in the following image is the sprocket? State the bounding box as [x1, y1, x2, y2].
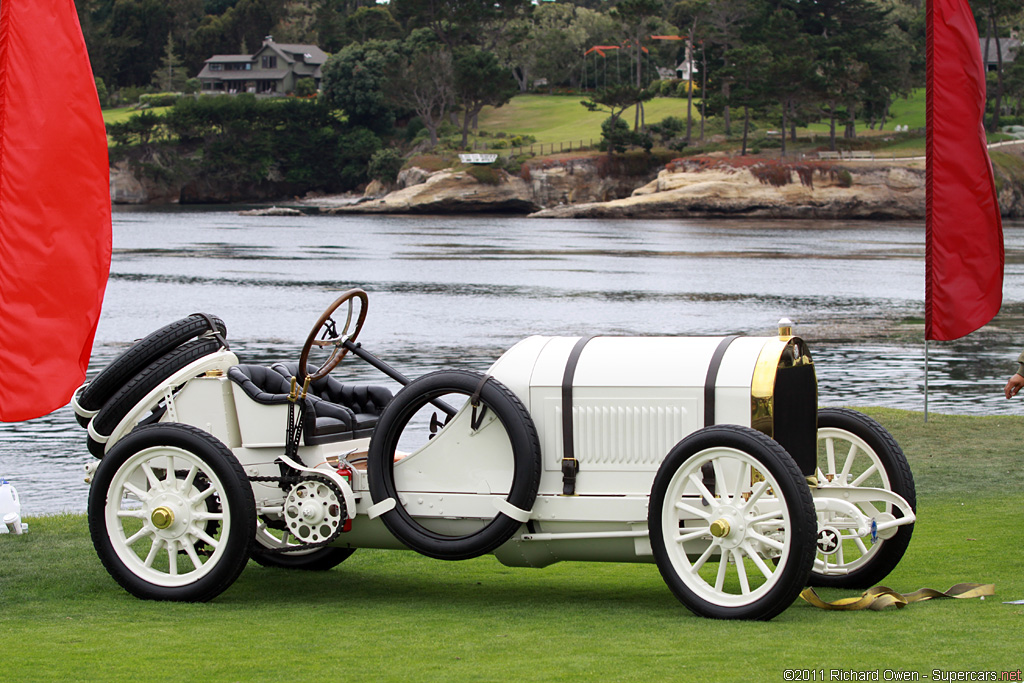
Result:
[282, 475, 347, 546]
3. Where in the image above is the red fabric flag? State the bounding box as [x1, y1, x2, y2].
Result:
[925, 0, 1004, 341]
[0, 0, 111, 421]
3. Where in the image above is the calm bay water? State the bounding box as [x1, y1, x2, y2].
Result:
[4, 208, 1024, 515]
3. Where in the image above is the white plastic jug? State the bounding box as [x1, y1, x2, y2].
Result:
[0, 480, 26, 534]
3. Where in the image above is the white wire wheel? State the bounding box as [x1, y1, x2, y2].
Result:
[649, 425, 817, 620]
[88, 424, 255, 601]
[810, 408, 915, 588]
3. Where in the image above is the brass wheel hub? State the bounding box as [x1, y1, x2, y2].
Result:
[709, 518, 731, 538]
[151, 506, 175, 530]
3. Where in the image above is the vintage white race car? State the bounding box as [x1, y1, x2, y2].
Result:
[74, 289, 916, 620]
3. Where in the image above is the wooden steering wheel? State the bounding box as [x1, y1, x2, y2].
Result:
[298, 289, 368, 384]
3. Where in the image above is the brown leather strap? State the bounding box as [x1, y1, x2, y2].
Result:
[704, 336, 740, 427]
[561, 336, 597, 496]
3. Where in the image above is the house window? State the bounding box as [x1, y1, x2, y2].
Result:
[261, 56, 277, 69]
[210, 63, 223, 71]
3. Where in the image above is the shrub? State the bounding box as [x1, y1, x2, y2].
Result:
[650, 116, 685, 145]
[139, 92, 180, 108]
[466, 165, 500, 185]
[600, 116, 632, 154]
[406, 154, 455, 172]
[95, 77, 109, 108]
[368, 148, 404, 184]
[294, 78, 317, 98]
[675, 81, 697, 97]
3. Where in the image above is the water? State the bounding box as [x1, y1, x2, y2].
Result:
[4, 208, 1024, 514]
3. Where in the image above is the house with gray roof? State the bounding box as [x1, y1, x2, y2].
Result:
[197, 36, 327, 95]
[980, 35, 1019, 72]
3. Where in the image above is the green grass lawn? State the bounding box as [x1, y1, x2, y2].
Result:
[2, 408, 1021, 681]
[476, 91, 937, 157]
[477, 94, 704, 150]
[102, 106, 171, 125]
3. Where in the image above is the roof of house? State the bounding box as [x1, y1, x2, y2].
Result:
[205, 55, 254, 64]
[273, 44, 328, 65]
[980, 37, 1020, 63]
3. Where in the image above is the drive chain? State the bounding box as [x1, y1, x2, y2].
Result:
[249, 473, 348, 554]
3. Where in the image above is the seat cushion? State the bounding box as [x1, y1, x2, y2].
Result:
[229, 364, 357, 443]
[228, 364, 293, 404]
[271, 362, 393, 416]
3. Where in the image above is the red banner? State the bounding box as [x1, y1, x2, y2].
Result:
[0, 0, 112, 421]
[925, 0, 1004, 341]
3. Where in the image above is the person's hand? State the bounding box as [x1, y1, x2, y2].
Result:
[1005, 374, 1024, 399]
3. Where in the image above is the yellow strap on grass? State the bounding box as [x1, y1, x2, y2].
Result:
[800, 583, 995, 611]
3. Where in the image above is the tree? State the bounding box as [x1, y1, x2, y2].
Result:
[95, 77, 110, 109]
[452, 46, 519, 148]
[581, 84, 654, 153]
[321, 39, 403, 134]
[609, 0, 672, 131]
[529, 4, 592, 89]
[978, 0, 1024, 130]
[387, 50, 455, 148]
[344, 6, 403, 44]
[391, 0, 532, 51]
[699, 0, 750, 137]
[761, 7, 820, 156]
[185, 0, 289, 77]
[713, 43, 771, 155]
[269, 0, 319, 44]
[152, 32, 189, 92]
[671, 0, 708, 142]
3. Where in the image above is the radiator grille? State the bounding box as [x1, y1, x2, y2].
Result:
[546, 397, 698, 470]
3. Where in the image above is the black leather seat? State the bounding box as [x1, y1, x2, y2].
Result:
[227, 364, 374, 445]
[271, 362, 392, 434]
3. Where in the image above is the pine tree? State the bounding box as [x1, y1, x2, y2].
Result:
[152, 33, 188, 92]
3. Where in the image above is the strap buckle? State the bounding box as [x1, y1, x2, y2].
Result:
[561, 457, 579, 496]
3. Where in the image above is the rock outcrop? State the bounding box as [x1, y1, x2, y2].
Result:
[531, 162, 927, 219]
[328, 168, 538, 214]
[110, 161, 180, 204]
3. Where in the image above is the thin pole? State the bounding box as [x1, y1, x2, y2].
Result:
[924, 339, 929, 423]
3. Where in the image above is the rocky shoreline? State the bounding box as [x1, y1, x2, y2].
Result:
[111, 146, 1024, 219]
[317, 153, 1023, 220]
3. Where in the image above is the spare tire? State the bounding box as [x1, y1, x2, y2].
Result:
[87, 337, 223, 457]
[367, 369, 541, 561]
[75, 314, 226, 427]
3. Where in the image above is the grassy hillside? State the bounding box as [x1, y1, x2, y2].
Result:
[477, 94, 705, 148]
[476, 89, 933, 156]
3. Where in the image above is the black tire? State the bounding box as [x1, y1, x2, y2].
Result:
[88, 337, 222, 458]
[809, 408, 916, 589]
[88, 423, 255, 602]
[76, 314, 226, 427]
[367, 369, 541, 561]
[250, 546, 355, 571]
[649, 425, 817, 621]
